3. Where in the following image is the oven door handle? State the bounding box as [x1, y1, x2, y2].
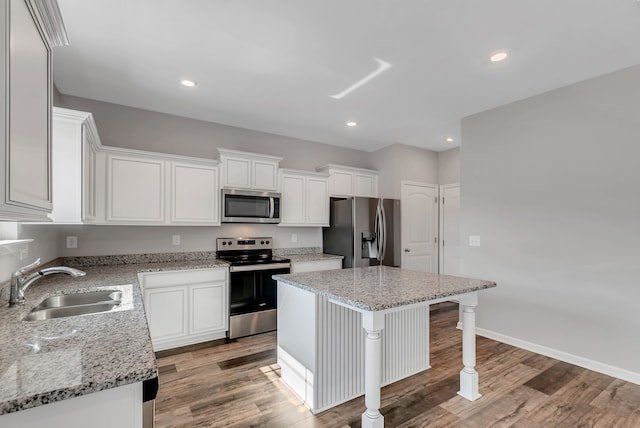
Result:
[229, 263, 291, 272]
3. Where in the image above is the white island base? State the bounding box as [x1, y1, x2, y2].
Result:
[277, 282, 483, 427]
[278, 283, 434, 413]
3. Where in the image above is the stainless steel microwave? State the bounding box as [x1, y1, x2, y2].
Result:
[221, 189, 281, 223]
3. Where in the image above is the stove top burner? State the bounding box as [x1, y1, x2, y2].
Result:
[220, 257, 291, 267]
[215, 237, 290, 266]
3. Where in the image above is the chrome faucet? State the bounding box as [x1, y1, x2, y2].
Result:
[9, 258, 86, 307]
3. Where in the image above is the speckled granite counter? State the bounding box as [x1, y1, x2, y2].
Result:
[274, 265, 496, 311]
[287, 253, 344, 263]
[0, 258, 228, 416]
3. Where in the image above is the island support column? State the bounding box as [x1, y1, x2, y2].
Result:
[361, 310, 385, 428]
[458, 292, 482, 401]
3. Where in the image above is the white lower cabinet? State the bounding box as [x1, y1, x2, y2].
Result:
[0, 383, 143, 428]
[139, 268, 228, 351]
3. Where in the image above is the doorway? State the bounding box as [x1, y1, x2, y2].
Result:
[400, 181, 438, 272]
[439, 183, 460, 275]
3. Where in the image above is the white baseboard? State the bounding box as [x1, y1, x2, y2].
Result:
[475, 328, 640, 386]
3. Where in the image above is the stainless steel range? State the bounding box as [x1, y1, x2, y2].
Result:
[216, 237, 290, 339]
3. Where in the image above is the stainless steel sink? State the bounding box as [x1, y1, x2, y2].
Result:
[22, 290, 123, 321]
[22, 302, 121, 321]
[34, 290, 122, 309]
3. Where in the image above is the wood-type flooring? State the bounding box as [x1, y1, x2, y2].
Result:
[154, 303, 640, 427]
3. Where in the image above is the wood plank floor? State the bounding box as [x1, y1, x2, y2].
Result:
[154, 303, 640, 427]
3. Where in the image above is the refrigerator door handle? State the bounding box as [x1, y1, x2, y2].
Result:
[381, 201, 387, 261]
[374, 200, 382, 260]
[376, 199, 386, 262]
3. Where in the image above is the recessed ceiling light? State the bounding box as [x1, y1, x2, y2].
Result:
[446, 137, 454, 143]
[490, 51, 508, 62]
[346, 121, 358, 127]
[181, 79, 196, 87]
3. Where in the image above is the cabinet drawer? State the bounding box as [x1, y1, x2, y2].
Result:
[141, 268, 227, 288]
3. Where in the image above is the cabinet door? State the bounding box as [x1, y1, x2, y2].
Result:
[49, 116, 82, 223]
[190, 282, 227, 334]
[354, 173, 377, 197]
[1, 0, 52, 218]
[143, 286, 188, 344]
[171, 162, 219, 224]
[329, 170, 353, 197]
[252, 160, 277, 190]
[82, 132, 98, 222]
[107, 154, 165, 223]
[222, 156, 251, 188]
[280, 174, 306, 225]
[306, 176, 329, 226]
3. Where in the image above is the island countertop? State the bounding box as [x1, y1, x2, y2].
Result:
[273, 265, 497, 311]
[0, 258, 229, 416]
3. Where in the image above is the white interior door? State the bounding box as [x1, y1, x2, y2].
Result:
[439, 184, 460, 275]
[401, 181, 438, 272]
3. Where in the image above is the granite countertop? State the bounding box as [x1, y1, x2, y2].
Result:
[0, 258, 229, 415]
[287, 253, 344, 263]
[274, 266, 497, 311]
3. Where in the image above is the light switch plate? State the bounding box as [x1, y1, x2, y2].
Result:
[291, 234, 298, 243]
[172, 235, 181, 246]
[469, 235, 481, 247]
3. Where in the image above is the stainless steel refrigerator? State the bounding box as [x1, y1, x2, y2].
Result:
[323, 197, 401, 268]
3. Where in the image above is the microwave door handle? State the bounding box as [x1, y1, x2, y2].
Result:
[269, 197, 275, 218]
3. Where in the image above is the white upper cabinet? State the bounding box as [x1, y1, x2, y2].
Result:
[103, 147, 221, 226]
[49, 108, 221, 226]
[218, 148, 282, 191]
[49, 108, 100, 223]
[278, 169, 329, 227]
[316, 164, 379, 198]
[170, 162, 220, 225]
[107, 153, 166, 223]
[0, 0, 68, 221]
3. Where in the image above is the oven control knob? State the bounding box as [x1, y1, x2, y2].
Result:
[261, 240, 265, 245]
[227, 241, 233, 245]
[266, 240, 270, 244]
[222, 241, 226, 246]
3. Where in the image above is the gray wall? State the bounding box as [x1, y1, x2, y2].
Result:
[460, 65, 640, 380]
[437, 147, 460, 185]
[369, 143, 438, 199]
[56, 95, 371, 170]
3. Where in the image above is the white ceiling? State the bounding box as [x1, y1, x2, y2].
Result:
[53, 0, 640, 152]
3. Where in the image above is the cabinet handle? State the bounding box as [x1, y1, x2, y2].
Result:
[403, 248, 411, 253]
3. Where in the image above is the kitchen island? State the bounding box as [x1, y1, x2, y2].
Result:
[274, 266, 496, 428]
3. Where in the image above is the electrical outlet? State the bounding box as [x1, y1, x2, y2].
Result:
[66, 236, 78, 249]
[469, 235, 481, 247]
[291, 233, 298, 243]
[172, 235, 181, 246]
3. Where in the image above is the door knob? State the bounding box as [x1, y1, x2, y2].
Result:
[404, 248, 411, 252]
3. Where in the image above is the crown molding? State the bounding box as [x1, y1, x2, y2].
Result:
[28, 0, 69, 47]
